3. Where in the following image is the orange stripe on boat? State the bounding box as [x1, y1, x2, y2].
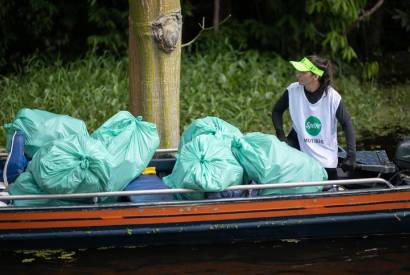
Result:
[0, 191, 409, 230]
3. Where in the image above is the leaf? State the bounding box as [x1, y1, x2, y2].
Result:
[22, 258, 35, 263]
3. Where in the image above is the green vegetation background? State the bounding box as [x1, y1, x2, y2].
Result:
[1, 34, 409, 150]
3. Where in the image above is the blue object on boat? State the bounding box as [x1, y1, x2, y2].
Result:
[1, 131, 28, 186]
[206, 190, 247, 199]
[124, 175, 175, 202]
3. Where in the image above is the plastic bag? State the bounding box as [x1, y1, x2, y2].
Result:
[91, 111, 160, 191]
[231, 132, 327, 195]
[10, 134, 113, 206]
[9, 170, 92, 206]
[4, 108, 89, 158]
[163, 135, 244, 200]
[9, 171, 73, 206]
[10, 171, 53, 206]
[29, 135, 113, 195]
[178, 116, 242, 152]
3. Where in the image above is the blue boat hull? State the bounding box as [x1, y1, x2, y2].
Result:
[1, 209, 409, 249]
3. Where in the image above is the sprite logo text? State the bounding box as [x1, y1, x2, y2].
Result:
[305, 116, 322, 136]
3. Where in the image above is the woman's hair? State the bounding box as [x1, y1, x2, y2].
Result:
[308, 55, 333, 93]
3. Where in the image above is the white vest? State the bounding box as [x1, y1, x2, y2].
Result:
[288, 82, 341, 168]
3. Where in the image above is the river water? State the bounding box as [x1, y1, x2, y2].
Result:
[1, 236, 410, 274]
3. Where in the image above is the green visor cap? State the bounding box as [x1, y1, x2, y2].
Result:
[289, 57, 324, 77]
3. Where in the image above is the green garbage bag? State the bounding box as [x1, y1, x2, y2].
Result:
[163, 135, 244, 200]
[4, 108, 89, 158]
[91, 111, 160, 191]
[9, 171, 79, 206]
[178, 116, 242, 152]
[10, 171, 53, 206]
[231, 132, 327, 195]
[29, 135, 113, 196]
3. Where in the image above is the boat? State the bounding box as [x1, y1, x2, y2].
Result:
[0, 144, 409, 250]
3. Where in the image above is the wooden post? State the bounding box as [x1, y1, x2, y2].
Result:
[128, 0, 182, 149]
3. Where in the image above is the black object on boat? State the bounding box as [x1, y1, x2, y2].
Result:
[395, 138, 410, 170]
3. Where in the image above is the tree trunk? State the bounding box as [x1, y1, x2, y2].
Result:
[128, 0, 182, 149]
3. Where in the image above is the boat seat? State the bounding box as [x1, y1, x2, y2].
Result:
[339, 149, 396, 173]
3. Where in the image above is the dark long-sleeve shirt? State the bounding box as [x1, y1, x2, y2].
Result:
[272, 88, 356, 159]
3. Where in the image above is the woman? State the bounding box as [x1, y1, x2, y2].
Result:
[272, 55, 356, 180]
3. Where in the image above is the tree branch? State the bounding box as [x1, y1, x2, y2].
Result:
[346, 0, 384, 34]
[213, 0, 220, 32]
[358, 0, 384, 22]
[181, 15, 231, 48]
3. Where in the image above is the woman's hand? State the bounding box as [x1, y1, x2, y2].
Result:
[341, 156, 356, 172]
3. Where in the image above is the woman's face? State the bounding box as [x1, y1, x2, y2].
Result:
[296, 71, 318, 87]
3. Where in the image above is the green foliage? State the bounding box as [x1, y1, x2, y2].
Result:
[393, 8, 410, 32]
[87, 0, 128, 55]
[28, 0, 58, 36]
[181, 39, 410, 144]
[361, 61, 379, 80]
[198, 0, 370, 63]
[0, 53, 128, 145]
[190, 0, 366, 64]
[306, 0, 367, 61]
[180, 40, 292, 133]
[335, 77, 410, 138]
[0, 0, 59, 71]
[181, 0, 194, 17]
[0, 0, 128, 73]
[1, 41, 409, 147]
[2, 0, 409, 80]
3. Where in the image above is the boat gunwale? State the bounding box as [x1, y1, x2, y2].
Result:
[0, 177, 394, 201]
[1, 181, 410, 213]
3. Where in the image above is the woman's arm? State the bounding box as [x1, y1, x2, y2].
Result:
[336, 100, 356, 161]
[272, 90, 289, 141]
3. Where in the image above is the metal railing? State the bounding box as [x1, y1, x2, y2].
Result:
[0, 178, 394, 202]
[0, 148, 178, 159]
[155, 148, 178, 154]
[0, 148, 397, 203]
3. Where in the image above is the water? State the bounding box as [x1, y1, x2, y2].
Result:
[1, 236, 410, 274]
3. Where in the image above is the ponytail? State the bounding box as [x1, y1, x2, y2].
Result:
[308, 55, 333, 94]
